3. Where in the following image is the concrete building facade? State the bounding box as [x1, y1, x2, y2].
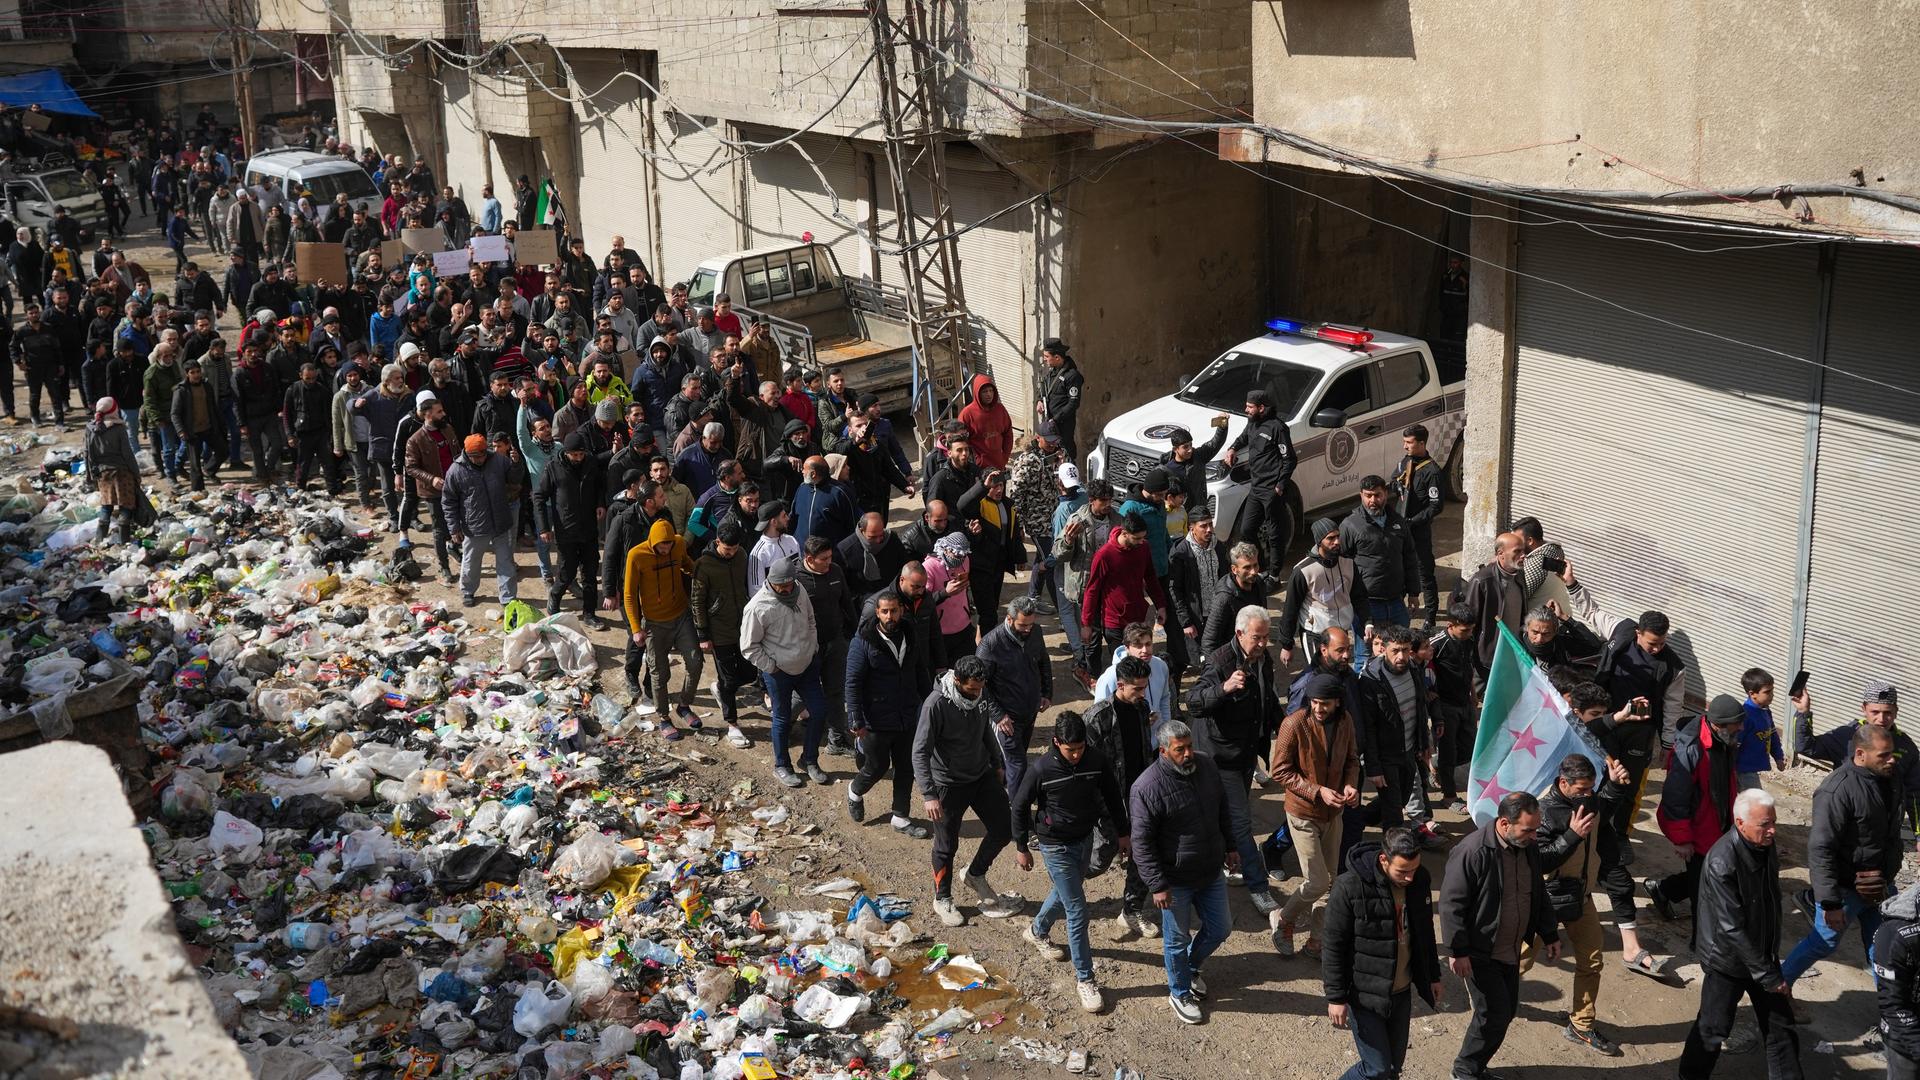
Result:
[261, 0, 1270, 443]
[1238, 0, 1920, 717]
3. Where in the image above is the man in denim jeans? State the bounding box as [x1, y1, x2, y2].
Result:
[1012, 712, 1128, 1014]
[1129, 718, 1237, 1024]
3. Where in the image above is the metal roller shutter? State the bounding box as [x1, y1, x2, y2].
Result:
[655, 115, 739, 284]
[1798, 244, 1920, 729]
[746, 135, 864, 280]
[569, 57, 650, 265]
[1508, 222, 1820, 707]
[947, 164, 1033, 427]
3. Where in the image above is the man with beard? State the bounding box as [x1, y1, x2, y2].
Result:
[914, 654, 1020, 927]
[900, 499, 962, 562]
[1131, 718, 1239, 1025]
[1357, 625, 1439, 846]
[1188, 605, 1285, 919]
[625, 517, 706, 739]
[1202, 542, 1276, 656]
[534, 430, 605, 623]
[1220, 388, 1295, 576]
[1167, 507, 1228, 680]
[691, 522, 756, 751]
[1392, 424, 1449, 627]
[1278, 518, 1367, 669]
[741, 554, 834, 788]
[977, 597, 1054, 798]
[846, 588, 935, 838]
[836, 512, 910, 600]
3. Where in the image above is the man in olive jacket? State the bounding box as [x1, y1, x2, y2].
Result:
[1440, 791, 1560, 1080]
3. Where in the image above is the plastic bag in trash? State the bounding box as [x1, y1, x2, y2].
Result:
[500, 614, 596, 679]
[549, 830, 638, 889]
[511, 979, 574, 1037]
[207, 810, 264, 858]
[161, 769, 217, 819]
[792, 983, 867, 1030]
[544, 1040, 593, 1079]
[734, 993, 783, 1029]
[562, 959, 613, 1005]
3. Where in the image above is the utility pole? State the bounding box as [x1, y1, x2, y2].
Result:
[867, 0, 969, 432]
[229, 0, 258, 156]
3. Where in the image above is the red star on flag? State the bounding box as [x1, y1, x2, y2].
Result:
[1509, 723, 1547, 757]
[1474, 775, 1510, 804]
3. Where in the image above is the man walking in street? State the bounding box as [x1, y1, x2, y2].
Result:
[1677, 789, 1802, 1080]
[1780, 723, 1900, 984]
[1012, 711, 1128, 1014]
[977, 596, 1054, 798]
[740, 554, 833, 788]
[1272, 672, 1362, 957]
[624, 518, 706, 740]
[443, 433, 519, 607]
[1054, 476, 1115, 665]
[846, 588, 934, 839]
[1130, 718, 1238, 1025]
[1322, 827, 1444, 1080]
[1440, 791, 1561, 1080]
[1794, 681, 1920, 831]
[913, 654, 1020, 927]
[534, 430, 605, 621]
[1167, 505, 1228, 680]
[1340, 475, 1419, 671]
[1357, 624, 1441, 846]
[1220, 387, 1294, 577]
[1648, 695, 1746, 923]
[1875, 882, 1920, 1079]
[1391, 424, 1448, 627]
[1278, 517, 1367, 669]
[1531, 753, 1628, 1056]
[1078, 512, 1167, 680]
[1089, 656, 1160, 940]
[691, 521, 756, 751]
[797, 535, 859, 758]
[1188, 605, 1284, 920]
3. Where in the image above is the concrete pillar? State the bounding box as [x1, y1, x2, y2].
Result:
[1459, 198, 1517, 571]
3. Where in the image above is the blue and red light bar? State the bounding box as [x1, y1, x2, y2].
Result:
[1264, 317, 1375, 348]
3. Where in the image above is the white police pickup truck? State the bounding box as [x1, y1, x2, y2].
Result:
[1087, 318, 1468, 545]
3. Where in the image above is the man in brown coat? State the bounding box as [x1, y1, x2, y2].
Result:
[1269, 671, 1361, 956]
[402, 396, 457, 583]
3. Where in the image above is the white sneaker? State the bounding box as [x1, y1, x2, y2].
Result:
[1023, 925, 1067, 961]
[1248, 890, 1280, 916]
[1076, 979, 1106, 1013]
[966, 874, 1018, 919]
[934, 896, 966, 927]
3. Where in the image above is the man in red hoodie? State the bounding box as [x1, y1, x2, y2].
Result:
[1078, 512, 1168, 679]
[959, 373, 1013, 471]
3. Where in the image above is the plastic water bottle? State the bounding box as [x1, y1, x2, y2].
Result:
[286, 922, 331, 950]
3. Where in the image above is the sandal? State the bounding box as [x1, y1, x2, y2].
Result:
[1621, 949, 1665, 979]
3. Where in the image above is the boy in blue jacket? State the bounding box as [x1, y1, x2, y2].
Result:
[1737, 667, 1787, 790]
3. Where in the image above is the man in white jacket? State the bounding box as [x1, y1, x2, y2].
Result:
[740, 554, 833, 789]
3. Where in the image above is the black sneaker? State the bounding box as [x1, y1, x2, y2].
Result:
[1793, 887, 1817, 923]
[847, 791, 866, 823]
[893, 820, 931, 840]
[1647, 879, 1675, 921]
[1564, 1024, 1622, 1057]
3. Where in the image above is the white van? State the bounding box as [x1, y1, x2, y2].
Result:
[243, 149, 380, 223]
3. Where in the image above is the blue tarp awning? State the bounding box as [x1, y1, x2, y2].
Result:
[0, 69, 98, 119]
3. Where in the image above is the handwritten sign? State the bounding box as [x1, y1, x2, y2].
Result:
[513, 228, 556, 266]
[431, 248, 472, 277]
[469, 233, 511, 264]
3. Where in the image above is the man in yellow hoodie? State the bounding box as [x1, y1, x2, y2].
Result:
[624, 518, 705, 740]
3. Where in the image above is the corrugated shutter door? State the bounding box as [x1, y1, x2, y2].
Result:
[570, 59, 648, 263]
[746, 136, 864, 280]
[948, 165, 1033, 427]
[656, 116, 738, 284]
[1799, 245, 1920, 730]
[1508, 222, 1820, 707]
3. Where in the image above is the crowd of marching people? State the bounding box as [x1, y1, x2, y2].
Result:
[30, 120, 1920, 1079]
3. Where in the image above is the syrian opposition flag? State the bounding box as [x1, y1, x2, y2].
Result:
[1466, 623, 1609, 825]
[533, 179, 559, 227]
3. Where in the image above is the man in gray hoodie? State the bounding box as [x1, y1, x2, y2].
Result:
[913, 654, 1019, 928]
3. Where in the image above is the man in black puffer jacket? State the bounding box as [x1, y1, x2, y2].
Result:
[845, 589, 933, 838]
[1129, 718, 1237, 1025]
[1322, 829, 1442, 1079]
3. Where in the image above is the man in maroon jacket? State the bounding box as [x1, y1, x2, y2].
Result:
[1078, 512, 1168, 680]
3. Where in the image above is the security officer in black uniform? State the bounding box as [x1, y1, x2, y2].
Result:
[1036, 337, 1083, 465]
[1221, 387, 1295, 586]
[1391, 423, 1449, 627]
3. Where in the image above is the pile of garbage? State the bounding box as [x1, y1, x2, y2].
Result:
[0, 464, 1027, 1079]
